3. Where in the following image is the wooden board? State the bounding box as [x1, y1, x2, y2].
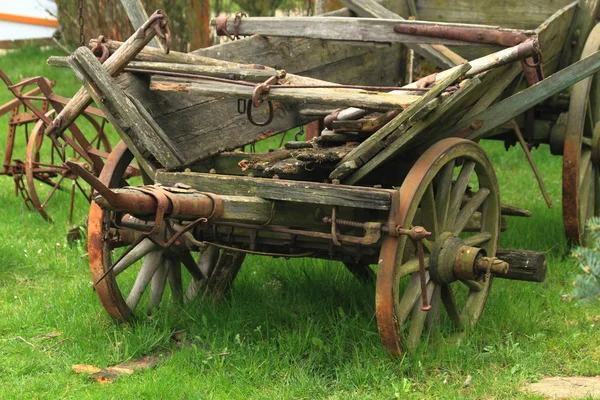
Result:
[414, 0, 576, 29]
[155, 171, 393, 210]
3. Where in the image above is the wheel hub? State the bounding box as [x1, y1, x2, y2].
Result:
[429, 232, 508, 284]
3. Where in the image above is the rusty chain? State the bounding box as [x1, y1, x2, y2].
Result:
[78, 0, 85, 47]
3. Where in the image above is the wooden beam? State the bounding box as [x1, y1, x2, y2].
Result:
[155, 171, 394, 210]
[211, 16, 517, 46]
[47, 56, 284, 82]
[150, 77, 422, 110]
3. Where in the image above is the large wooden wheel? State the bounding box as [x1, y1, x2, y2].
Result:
[563, 23, 600, 244]
[376, 138, 501, 356]
[88, 142, 245, 320]
[25, 110, 111, 222]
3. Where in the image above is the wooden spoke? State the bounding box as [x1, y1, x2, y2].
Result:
[198, 245, 219, 278]
[167, 257, 183, 304]
[453, 188, 490, 235]
[126, 250, 163, 311]
[148, 262, 169, 311]
[426, 284, 442, 334]
[398, 256, 430, 280]
[113, 238, 157, 276]
[579, 150, 593, 228]
[435, 160, 455, 230]
[446, 160, 476, 230]
[441, 284, 463, 329]
[185, 278, 206, 303]
[181, 252, 204, 281]
[396, 274, 423, 327]
[421, 183, 439, 239]
[406, 281, 434, 351]
[463, 232, 492, 247]
[460, 279, 484, 292]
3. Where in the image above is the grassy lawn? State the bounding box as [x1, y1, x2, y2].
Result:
[0, 46, 598, 399]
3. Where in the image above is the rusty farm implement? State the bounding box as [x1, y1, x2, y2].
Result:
[41, 0, 600, 355]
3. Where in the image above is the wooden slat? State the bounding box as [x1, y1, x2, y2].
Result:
[212, 16, 524, 46]
[414, 0, 575, 30]
[155, 171, 393, 210]
[68, 47, 183, 171]
[150, 77, 422, 110]
[536, 1, 578, 76]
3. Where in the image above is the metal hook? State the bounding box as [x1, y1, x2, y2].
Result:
[246, 99, 274, 127]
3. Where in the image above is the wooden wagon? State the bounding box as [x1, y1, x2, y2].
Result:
[50, 0, 600, 355]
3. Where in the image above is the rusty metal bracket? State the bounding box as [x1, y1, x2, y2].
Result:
[91, 35, 110, 63]
[393, 24, 535, 47]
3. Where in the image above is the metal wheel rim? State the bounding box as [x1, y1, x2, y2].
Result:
[563, 23, 600, 244]
[376, 138, 501, 356]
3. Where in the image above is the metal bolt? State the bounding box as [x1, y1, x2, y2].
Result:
[209, 168, 216, 174]
[332, 179, 340, 185]
[272, 174, 280, 180]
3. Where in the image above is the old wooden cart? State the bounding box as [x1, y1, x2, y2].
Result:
[50, 0, 600, 355]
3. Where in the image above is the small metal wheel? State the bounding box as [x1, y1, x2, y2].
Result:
[563, 23, 600, 244]
[25, 110, 111, 222]
[88, 142, 245, 320]
[376, 138, 501, 356]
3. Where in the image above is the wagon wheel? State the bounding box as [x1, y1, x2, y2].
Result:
[563, 23, 600, 244]
[376, 138, 501, 356]
[25, 110, 111, 222]
[88, 142, 245, 320]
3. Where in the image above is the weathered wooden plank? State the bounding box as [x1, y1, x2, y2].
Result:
[444, 47, 600, 142]
[212, 16, 526, 46]
[150, 77, 422, 110]
[331, 63, 471, 181]
[414, 0, 575, 30]
[341, 0, 465, 67]
[68, 47, 184, 170]
[155, 171, 394, 210]
[117, 72, 312, 164]
[48, 56, 284, 82]
[536, 1, 577, 76]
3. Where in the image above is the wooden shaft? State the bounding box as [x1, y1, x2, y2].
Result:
[150, 77, 421, 110]
[47, 57, 284, 82]
[46, 10, 168, 137]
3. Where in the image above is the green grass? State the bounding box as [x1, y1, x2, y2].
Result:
[0, 46, 599, 399]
